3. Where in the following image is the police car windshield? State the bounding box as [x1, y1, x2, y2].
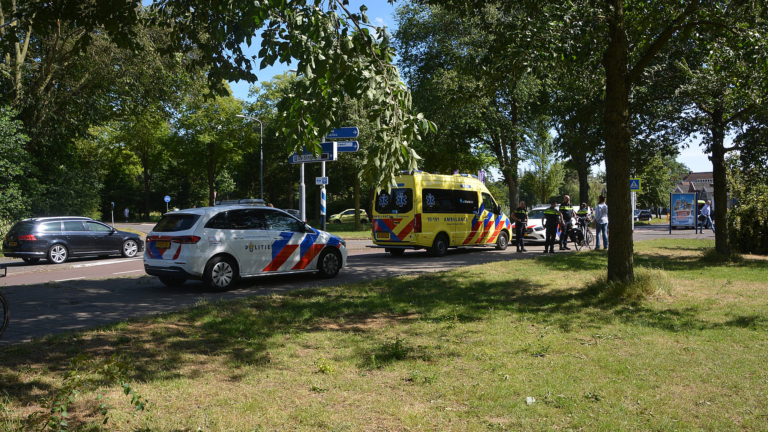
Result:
[528, 210, 544, 220]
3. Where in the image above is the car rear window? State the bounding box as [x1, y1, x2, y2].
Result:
[153, 214, 201, 232]
[375, 188, 413, 214]
[7, 221, 35, 236]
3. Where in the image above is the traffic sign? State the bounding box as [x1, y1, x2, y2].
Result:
[315, 177, 328, 185]
[326, 127, 359, 139]
[322, 141, 359, 153]
[630, 178, 642, 192]
[164, 195, 171, 203]
[288, 142, 338, 164]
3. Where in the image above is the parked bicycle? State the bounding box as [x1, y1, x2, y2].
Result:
[568, 216, 593, 251]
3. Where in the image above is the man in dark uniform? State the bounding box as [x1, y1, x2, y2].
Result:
[512, 201, 528, 253]
[542, 198, 561, 254]
[559, 195, 575, 250]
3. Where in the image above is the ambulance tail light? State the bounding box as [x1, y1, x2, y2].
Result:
[171, 235, 201, 244]
[414, 214, 422, 233]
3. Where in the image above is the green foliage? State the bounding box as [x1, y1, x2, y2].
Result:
[314, 356, 335, 375]
[637, 155, 690, 210]
[24, 354, 148, 432]
[521, 121, 565, 204]
[0, 106, 31, 229]
[727, 156, 768, 254]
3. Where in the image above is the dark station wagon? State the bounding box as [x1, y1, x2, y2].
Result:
[2, 217, 144, 264]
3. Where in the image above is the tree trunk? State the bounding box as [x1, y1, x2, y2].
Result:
[709, 115, 730, 256]
[577, 152, 590, 206]
[354, 175, 362, 230]
[603, 0, 634, 283]
[507, 168, 518, 210]
[142, 162, 150, 220]
[208, 143, 215, 207]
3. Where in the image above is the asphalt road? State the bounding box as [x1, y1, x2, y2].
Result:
[0, 223, 714, 346]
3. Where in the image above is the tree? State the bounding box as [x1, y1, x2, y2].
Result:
[637, 155, 689, 211]
[674, 8, 768, 256]
[0, 105, 30, 228]
[522, 119, 565, 204]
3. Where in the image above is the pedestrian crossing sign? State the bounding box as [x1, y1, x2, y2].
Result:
[630, 178, 642, 192]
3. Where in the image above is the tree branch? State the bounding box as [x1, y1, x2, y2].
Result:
[725, 104, 756, 125]
[628, 0, 702, 84]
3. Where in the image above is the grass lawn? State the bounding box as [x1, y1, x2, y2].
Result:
[1, 240, 767, 431]
[308, 220, 372, 240]
[634, 217, 671, 226]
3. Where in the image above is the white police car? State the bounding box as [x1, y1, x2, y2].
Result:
[143, 201, 347, 290]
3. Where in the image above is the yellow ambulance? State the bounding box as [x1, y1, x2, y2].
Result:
[371, 172, 511, 257]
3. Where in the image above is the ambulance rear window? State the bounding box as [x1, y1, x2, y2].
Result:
[375, 188, 413, 214]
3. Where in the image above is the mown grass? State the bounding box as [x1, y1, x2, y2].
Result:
[1, 239, 767, 431]
[634, 217, 670, 226]
[309, 221, 372, 239]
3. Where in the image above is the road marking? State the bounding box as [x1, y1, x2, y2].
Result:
[113, 270, 143, 275]
[55, 277, 85, 282]
[70, 258, 142, 269]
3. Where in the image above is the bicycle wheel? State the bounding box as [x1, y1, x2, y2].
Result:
[0, 292, 8, 340]
[572, 230, 583, 251]
[585, 229, 594, 250]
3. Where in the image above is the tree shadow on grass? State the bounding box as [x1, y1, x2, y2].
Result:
[0, 260, 764, 415]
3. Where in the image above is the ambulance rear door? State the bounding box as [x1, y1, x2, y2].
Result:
[373, 187, 416, 244]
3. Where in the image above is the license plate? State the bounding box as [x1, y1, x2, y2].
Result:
[9, 242, 17, 246]
[156, 241, 171, 248]
[375, 232, 390, 240]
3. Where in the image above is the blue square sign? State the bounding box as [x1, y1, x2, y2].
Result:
[630, 178, 641, 192]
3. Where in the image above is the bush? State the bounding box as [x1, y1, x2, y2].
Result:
[727, 183, 768, 255]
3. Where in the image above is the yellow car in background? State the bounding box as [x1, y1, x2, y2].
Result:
[329, 208, 370, 224]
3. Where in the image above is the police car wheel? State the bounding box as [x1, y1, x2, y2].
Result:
[496, 231, 509, 250]
[317, 249, 342, 278]
[431, 234, 448, 257]
[159, 276, 187, 287]
[204, 256, 237, 291]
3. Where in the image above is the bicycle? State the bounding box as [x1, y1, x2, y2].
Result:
[568, 216, 593, 251]
[0, 265, 8, 339]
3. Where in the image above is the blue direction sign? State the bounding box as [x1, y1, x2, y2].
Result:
[288, 142, 338, 164]
[326, 127, 359, 139]
[164, 195, 171, 203]
[321, 141, 359, 153]
[630, 178, 642, 192]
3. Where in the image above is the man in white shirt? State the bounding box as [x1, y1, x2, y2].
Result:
[699, 200, 714, 234]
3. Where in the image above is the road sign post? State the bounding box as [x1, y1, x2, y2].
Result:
[321, 162, 327, 230]
[164, 195, 171, 213]
[629, 178, 641, 231]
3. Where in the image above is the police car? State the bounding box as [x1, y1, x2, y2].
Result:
[143, 200, 347, 290]
[511, 204, 590, 244]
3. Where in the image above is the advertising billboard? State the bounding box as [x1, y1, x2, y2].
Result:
[670, 192, 698, 229]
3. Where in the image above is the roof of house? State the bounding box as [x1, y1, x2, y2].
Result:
[681, 172, 713, 182]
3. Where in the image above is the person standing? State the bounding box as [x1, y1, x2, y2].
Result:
[559, 195, 575, 250]
[512, 201, 528, 253]
[542, 198, 561, 254]
[700, 200, 714, 234]
[124, 207, 130, 223]
[594, 195, 608, 250]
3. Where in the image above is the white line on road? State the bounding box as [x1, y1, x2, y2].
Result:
[113, 270, 143, 275]
[70, 258, 142, 269]
[55, 277, 85, 282]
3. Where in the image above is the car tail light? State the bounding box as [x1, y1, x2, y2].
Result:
[18, 235, 37, 241]
[171, 235, 201, 244]
[414, 214, 422, 233]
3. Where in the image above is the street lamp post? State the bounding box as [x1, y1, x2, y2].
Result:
[236, 115, 264, 201]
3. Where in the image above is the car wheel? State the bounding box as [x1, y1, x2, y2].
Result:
[386, 248, 405, 256]
[496, 231, 509, 250]
[317, 248, 342, 278]
[47, 244, 69, 264]
[121, 240, 139, 258]
[361, 219, 368, 224]
[159, 276, 186, 287]
[430, 234, 449, 257]
[204, 256, 237, 291]
[21, 257, 40, 264]
[333, 219, 341, 224]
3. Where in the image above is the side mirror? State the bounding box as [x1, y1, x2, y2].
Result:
[111, 228, 117, 234]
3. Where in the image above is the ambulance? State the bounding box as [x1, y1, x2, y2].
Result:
[371, 172, 511, 257]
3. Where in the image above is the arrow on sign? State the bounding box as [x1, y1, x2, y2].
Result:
[322, 141, 359, 153]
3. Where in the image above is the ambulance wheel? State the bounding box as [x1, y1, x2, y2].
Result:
[386, 248, 405, 256]
[317, 249, 342, 278]
[203, 256, 237, 291]
[496, 231, 509, 250]
[429, 234, 449, 257]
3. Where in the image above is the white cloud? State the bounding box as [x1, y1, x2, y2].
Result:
[373, 17, 386, 27]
